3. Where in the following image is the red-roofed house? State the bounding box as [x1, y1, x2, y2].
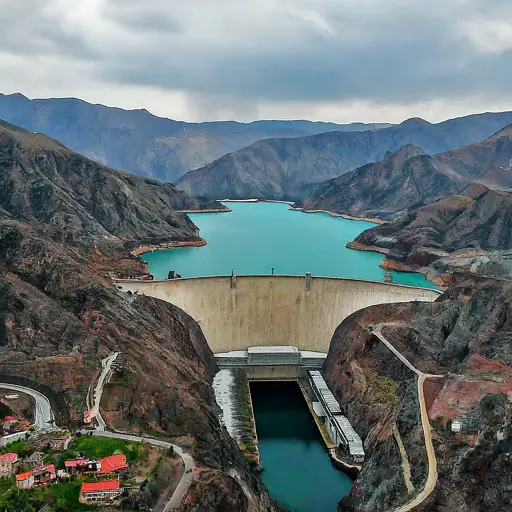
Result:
[79, 480, 122, 504]
[65, 459, 100, 474]
[96, 454, 127, 475]
[16, 471, 34, 489]
[33, 464, 56, 485]
[0, 452, 19, 477]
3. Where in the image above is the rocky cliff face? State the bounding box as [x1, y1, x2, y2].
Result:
[350, 184, 512, 279]
[0, 121, 279, 510]
[176, 114, 512, 201]
[0, 119, 227, 251]
[0, 93, 387, 182]
[325, 278, 512, 511]
[301, 125, 512, 220]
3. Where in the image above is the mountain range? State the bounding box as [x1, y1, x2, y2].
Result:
[0, 92, 388, 183]
[0, 119, 221, 251]
[351, 183, 512, 263]
[0, 117, 279, 510]
[301, 123, 512, 220]
[176, 112, 512, 200]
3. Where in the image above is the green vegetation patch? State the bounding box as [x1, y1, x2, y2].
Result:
[0, 481, 90, 512]
[232, 369, 259, 464]
[368, 374, 400, 405]
[69, 435, 141, 462]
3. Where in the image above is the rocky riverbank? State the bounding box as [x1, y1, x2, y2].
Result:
[290, 207, 389, 224]
[131, 239, 207, 257]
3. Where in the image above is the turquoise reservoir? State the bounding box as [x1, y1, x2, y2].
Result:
[143, 202, 437, 289]
[251, 381, 353, 511]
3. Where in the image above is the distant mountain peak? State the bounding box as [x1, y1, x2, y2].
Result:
[399, 117, 433, 128]
[486, 123, 512, 141]
[385, 144, 427, 161]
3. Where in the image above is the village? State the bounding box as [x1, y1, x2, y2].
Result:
[0, 390, 181, 511]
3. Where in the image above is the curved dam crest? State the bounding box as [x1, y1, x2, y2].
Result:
[116, 275, 441, 353]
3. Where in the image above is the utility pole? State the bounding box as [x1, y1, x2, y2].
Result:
[271, 267, 274, 275]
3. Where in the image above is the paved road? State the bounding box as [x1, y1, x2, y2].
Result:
[372, 327, 443, 512]
[91, 352, 119, 430]
[79, 429, 194, 510]
[0, 383, 55, 430]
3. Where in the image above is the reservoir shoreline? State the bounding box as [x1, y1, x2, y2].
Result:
[346, 241, 446, 289]
[131, 239, 206, 257]
[214, 198, 390, 224]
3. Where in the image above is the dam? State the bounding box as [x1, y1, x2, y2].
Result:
[115, 274, 440, 353]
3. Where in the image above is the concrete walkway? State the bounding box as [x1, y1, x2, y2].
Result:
[372, 327, 443, 512]
[79, 429, 194, 510]
[0, 383, 55, 430]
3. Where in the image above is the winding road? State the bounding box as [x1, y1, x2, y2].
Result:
[0, 383, 55, 430]
[79, 429, 194, 510]
[1, 354, 195, 510]
[90, 352, 120, 430]
[85, 352, 195, 510]
[372, 327, 444, 512]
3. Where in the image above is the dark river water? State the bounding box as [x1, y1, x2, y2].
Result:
[251, 381, 354, 512]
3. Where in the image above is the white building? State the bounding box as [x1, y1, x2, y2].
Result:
[308, 370, 365, 463]
[451, 421, 462, 433]
[247, 346, 301, 365]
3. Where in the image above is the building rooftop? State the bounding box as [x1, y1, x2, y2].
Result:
[96, 454, 127, 475]
[0, 453, 18, 464]
[214, 350, 248, 358]
[16, 472, 33, 481]
[81, 480, 120, 493]
[65, 459, 90, 468]
[301, 351, 328, 359]
[33, 464, 56, 476]
[248, 346, 299, 353]
[332, 415, 365, 456]
[308, 371, 342, 414]
[308, 371, 365, 458]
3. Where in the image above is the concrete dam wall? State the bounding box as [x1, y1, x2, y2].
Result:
[116, 276, 440, 353]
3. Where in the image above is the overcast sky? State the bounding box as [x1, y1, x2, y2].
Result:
[1, 0, 512, 123]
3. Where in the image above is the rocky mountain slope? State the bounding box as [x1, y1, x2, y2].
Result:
[176, 112, 512, 200]
[0, 119, 226, 251]
[0, 92, 388, 182]
[301, 123, 512, 219]
[325, 276, 512, 511]
[0, 121, 278, 510]
[350, 184, 512, 274]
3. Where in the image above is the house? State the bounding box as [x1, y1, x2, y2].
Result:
[33, 464, 56, 486]
[65, 459, 100, 474]
[79, 480, 123, 504]
[451, 421, 463, 433]
[16, 472, 34, 489]
[96, 454, 127, 476]
[0, 453, 19, 477]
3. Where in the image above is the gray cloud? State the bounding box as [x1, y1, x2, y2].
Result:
[0, 0, 512, 121]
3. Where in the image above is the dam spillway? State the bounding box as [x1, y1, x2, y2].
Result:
[115, 275, 440, 353]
